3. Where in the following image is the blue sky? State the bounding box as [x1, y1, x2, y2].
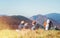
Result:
[0, 0, 60, 17]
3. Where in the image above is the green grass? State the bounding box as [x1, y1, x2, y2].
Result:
[0, 29, 60, 38]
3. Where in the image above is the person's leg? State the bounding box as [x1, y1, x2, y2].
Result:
[55, 26, 60, 30]
[50, 26, 56, 30]
[45, 24, 49, 30]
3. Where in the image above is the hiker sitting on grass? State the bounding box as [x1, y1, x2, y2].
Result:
[18, 21, 25, 30]
[23, 23, 28, 29]
[31, 21, 38, 30]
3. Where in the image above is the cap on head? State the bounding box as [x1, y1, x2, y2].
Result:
[21, 21, 25, 24]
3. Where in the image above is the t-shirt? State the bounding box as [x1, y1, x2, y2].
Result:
[43, 21, 47, 28]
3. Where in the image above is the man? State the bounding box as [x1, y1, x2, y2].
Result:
[44, 19, 56, 30]
[46, 19, 50, 30]
[18, 21, 25, 30]
[31, 21, 40, 30]
[23, 23, 28, 29]
[44, 19, 51, 30]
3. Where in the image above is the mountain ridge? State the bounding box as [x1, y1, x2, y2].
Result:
[45, 13, 60, 23]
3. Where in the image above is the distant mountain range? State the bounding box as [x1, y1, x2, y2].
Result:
[30, 14, 47, 25]
[30, 13, 60, 29]
[45, 13, 60, 23]
[30, 13, 60, 23]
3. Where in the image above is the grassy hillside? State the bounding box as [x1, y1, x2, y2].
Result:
[0, 29, 60, 38]
[0, 16, 32, 29]
[0, 16, 60, 38]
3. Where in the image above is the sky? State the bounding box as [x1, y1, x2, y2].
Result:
[0, 0, 60, 17]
